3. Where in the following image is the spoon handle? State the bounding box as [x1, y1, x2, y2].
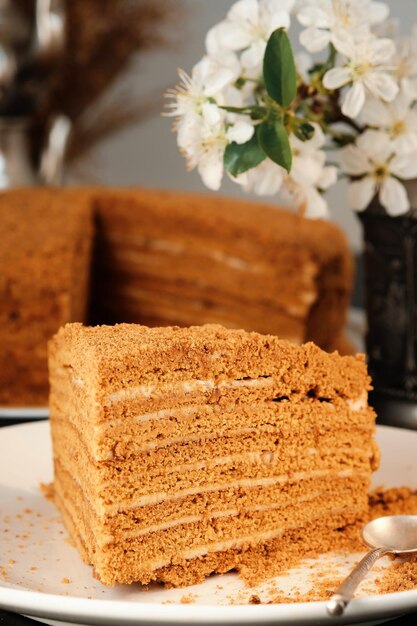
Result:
[327, 547, 391, 616]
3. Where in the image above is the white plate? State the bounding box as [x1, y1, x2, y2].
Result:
[0, 407, 48, 419]
[1, 422, 417, 626]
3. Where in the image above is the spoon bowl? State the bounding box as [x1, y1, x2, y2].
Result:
[362, 515, 417, 555]
[327, 515, 417, 617]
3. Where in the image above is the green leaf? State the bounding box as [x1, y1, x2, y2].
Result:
[263, 28, 297, 107]
[293, 122, 315, 142]
[224, 128, 266, 177]
[258, 121, 292, 173]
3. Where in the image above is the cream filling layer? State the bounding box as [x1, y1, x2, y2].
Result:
[108, 234, 258, 272]
[135, 504, 352, 574]
[101, 491, 323, 544]
[105, 376, 274, 406]
[98, 446, 370, 486]
[96, 424, 373, 457]
[90, 468, 365, 516]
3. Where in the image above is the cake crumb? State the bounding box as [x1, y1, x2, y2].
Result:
[0, 566, 8, 581]
[40, 482, 54, 501]
[180, 593, 197, 604]
[61, 577, 71, 584]
[249, 594, 261, 604]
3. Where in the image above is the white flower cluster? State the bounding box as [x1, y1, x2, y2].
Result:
[166, 0, 417, 218]
[340, 31, 417, 216]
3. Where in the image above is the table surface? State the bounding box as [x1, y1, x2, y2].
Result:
[1, 416, 417, 626]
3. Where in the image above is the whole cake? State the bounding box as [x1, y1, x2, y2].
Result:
[49, 322, 378, 587]
[0, 189, 93, 406]
[92, 188, 353, 351]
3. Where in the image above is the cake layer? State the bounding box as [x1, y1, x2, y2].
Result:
[49, 323, 370, 411]
[50, 384, 374, 461]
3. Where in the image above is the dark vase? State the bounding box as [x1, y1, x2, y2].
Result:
[360, 183, 417, 429]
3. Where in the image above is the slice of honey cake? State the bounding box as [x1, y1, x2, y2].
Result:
[48, 323, 378, 587]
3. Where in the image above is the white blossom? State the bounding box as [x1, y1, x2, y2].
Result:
[392, 25, 417, 95]
[235, 159, 286, 196]
[287, 124, 338, 217]
[297, 0, 389, 54]
[360, 88, 417, 154]
[212, 0, 294, 71]
[323, 33, 398, 118]
[175, 110, 226, 191]
[165, 57, 238, 123]
[340, 129, 417, 215]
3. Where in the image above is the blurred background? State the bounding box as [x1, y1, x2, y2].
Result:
[2, 0, 417, 253]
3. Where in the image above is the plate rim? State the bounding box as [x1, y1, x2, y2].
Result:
[0, 407, 48, 419]
[1, 421, 417, 625]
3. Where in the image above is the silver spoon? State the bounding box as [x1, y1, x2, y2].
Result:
[327, 515, 417, 617]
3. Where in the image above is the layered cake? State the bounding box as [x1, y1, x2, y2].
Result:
[92, 188, 353, 351]
[0, 189, 93, 406]
[49, 322, 377, 587]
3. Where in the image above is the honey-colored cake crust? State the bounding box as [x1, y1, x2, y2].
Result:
[0, 188, 94, 406]
[49, 323, 377, 587]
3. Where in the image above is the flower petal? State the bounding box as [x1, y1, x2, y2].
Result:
[323, 66, 351, 90]
[390, 152, 417, 179]
[245, 160, 285, 195]
[318, 166, 338, 190]
[228, 0, 259, 25]
[331, 31, 355, 58]
[364, 73, 399, 103]
[339, 145, 371, 176]
[216, 22, 253, 51]
[380, 176, 410, 215]
[201, 102, 223, 126]
[392, 134, 417, 155]
[303, 186, 329, 218]
[266, 10, 291, 34]
[300, 26, 331, 53]
[207, 69, 237, 96]
[342, 82, 366, 118]
[291, 155, 324, 187]
[296, 51, 313, 82]
[198, 151, 224, 191]
[205, 25, 223, 56]
[347, 176, 377, 211]
[368, 37, 395, 64]
[360, 96, 391, 127]
[357, 129, 392, 161]
[369, 1, 390, 24]
[241, 40, 266, 69]
[296, 5, 328, 28]
[226, 120, 255, 144]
